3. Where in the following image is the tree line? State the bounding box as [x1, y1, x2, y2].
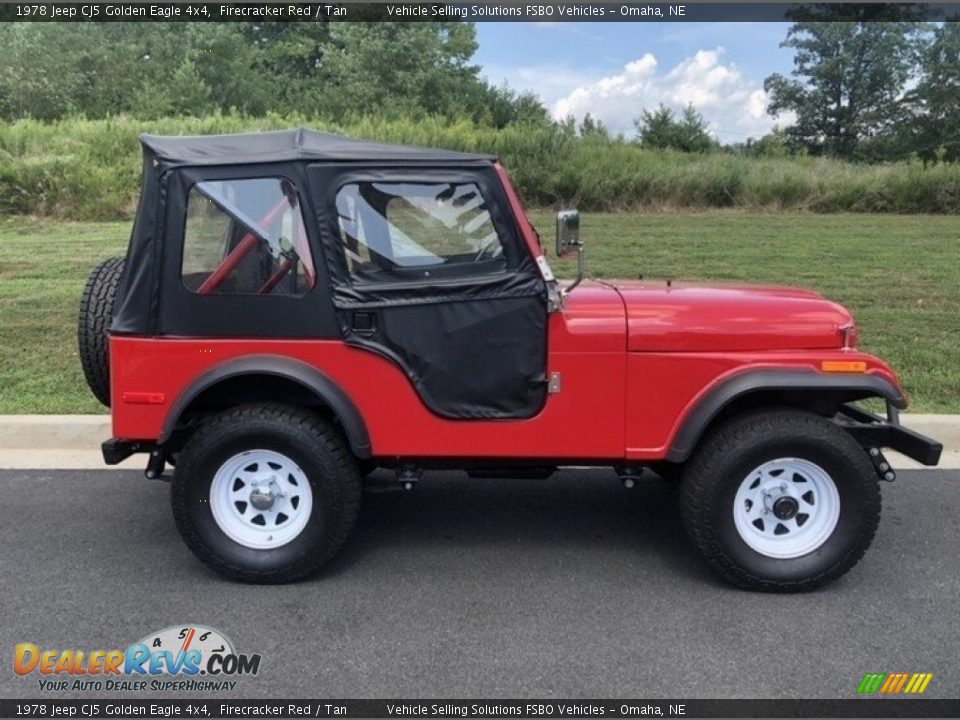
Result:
[2, 17, 960, 164]
[763, 11, 960, 163]
[0, 22, 546, 127]
[635, 16, 960, 164]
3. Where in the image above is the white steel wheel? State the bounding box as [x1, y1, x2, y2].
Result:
[732, 457, 840, 559]
[209, 449, 313, 550]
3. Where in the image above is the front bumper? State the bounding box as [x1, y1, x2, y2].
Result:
[837, 403, 943, 466]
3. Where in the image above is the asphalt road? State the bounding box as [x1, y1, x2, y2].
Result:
[1, 468, 958, 700]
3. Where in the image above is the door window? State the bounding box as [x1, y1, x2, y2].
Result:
[182, 178, 315, 295]
[335, 181, 507, 282]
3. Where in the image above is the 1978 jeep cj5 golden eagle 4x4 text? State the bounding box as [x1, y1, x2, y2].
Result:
[78, 129, 941, 590]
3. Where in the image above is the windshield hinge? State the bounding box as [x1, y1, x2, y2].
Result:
[547, 282, 564, 312]
[548, 372, 562, 394]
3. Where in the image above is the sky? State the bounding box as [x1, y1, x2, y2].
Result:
[474, 22, 795, 141]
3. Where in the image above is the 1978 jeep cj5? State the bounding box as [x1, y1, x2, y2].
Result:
[79, 129, 942, 590]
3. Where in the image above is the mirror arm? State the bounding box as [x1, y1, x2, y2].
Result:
[561, 240, 585, 298]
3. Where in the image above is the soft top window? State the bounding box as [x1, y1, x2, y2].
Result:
[335, 181, 507, 283]
[182, 177, 315, 296]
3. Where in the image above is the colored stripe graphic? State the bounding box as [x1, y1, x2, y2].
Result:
[880, 673, 900, 693]
[857, 673, 886, 693]
[858, 672, 933, 694]
[905, 673, 934, 694]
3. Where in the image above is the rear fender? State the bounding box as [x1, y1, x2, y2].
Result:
[159, 355, 371, 458]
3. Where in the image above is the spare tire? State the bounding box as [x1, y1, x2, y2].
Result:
[78, 257, 125, 407]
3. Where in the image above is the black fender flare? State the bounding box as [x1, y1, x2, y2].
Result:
[159, 355, 372, 458]
[666, 370, 905, 462]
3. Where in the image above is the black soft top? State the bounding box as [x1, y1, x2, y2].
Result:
[113, 127, 502, 336]
[139, 128, 495, 166]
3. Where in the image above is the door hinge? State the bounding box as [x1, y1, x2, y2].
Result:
[548, 372, 562, 394]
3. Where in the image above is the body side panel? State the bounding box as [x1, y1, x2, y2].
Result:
[109, 282, 628, 459]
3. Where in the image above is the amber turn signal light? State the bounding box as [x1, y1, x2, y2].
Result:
[821, 360, 867, 373]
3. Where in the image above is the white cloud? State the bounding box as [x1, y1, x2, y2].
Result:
[481, 62, 597, 106]
[548, 48, 777, 141]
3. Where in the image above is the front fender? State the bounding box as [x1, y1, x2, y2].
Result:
[666, 369, 906, 462]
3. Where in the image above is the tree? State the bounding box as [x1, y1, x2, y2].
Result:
[764, 11, 928, 158]
[906, 22, 960, 162]
[579, 112, 609, 138]
[0, 24, 87, 119]
[676, 105, 714, 152]
[238, 22, 332, 114]
[317, 22, 481, 117]
[753, 127, 792, 158]
[469, 83, 549, 128]
[731, 127, 792, 158]
[634, 103, 715, 152]
[635, 104, 675, 148]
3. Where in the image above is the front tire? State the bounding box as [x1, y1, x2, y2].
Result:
[680, 408, 880, 592]
[171, 404, 361, 583]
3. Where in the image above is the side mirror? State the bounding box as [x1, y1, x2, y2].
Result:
[555, 209, 585, 297]
[556, 209, 580, 257]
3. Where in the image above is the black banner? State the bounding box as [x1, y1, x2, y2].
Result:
[0, 2, 959, 23]
[1, 699, 959, 719]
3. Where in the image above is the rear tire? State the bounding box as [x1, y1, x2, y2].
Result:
[77, 257, 124, 407]
[171, 404, 362, 583]
[680, 408, 880, 592]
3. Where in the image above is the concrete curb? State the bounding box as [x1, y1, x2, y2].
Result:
[1, 414, 959, 470]
[0, 415, 110, 450]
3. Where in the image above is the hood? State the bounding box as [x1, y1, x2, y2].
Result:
[606, 280, 854, 353]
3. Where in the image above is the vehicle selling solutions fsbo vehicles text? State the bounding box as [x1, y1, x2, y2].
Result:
[385, 4, 685, 18]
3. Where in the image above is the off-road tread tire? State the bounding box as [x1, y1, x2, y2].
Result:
[77, 257, 125, 407]
[171, 403, 362, 584]
[680, 408, 881, 593]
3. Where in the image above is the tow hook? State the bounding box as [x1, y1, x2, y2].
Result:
[868, 447, 896, 482]
[396, 464, 422, 490]
[616, 465, 644, 489]
[145, 451, 167, 480]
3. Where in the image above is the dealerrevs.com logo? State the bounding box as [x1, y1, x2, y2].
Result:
[14, 625, 261, 692]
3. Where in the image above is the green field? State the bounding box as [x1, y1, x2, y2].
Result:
[0, 212, 957, 414]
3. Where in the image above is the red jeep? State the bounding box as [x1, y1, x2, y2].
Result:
[79, 129, 941, 590]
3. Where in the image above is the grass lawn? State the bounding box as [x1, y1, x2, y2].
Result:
[1, 212, 957, 414]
